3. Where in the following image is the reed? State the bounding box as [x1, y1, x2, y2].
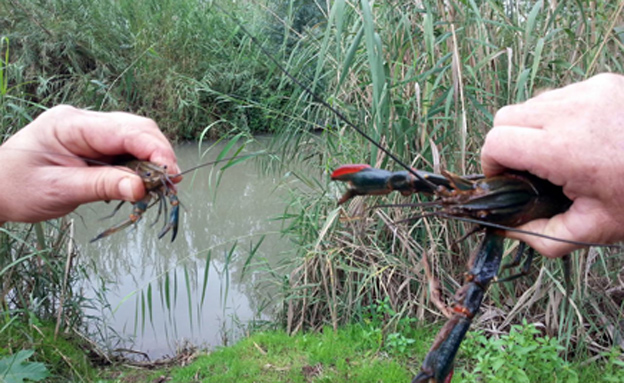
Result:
[264, 0, 624, 360]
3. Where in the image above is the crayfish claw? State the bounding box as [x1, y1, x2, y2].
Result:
[412, 368, 454, 383]
[411, 371, 434, 383]
[90, 197, 150, 242]
[157, 194, 179, 242]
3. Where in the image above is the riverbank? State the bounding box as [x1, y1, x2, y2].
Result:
[151, 325, 624, 383]
[9, 321, 620, 383]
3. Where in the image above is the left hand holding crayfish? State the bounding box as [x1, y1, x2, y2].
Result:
[0, 105, 180, 224]
[481, 73, 624, 258]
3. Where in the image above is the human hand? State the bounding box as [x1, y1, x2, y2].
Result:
[0, 105, 180, 223]
[481, 73, 624, 257]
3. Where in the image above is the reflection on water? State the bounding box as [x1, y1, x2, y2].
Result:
[74, 140, 292, 358]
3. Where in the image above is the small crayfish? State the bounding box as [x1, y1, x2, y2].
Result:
[332, 164, 573, 383]
[90, 159, 180, 243]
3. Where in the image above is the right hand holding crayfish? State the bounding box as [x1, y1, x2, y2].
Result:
[0, 105, 180, 224]
[481, 73, 624, 258]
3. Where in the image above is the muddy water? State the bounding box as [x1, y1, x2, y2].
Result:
[74, 140, 293, 358]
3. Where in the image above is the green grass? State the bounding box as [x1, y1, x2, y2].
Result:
[0, 320, 100, 382]
[0, 315, 621, 383]
[170, 325, 417, 383]
[164, 323, 622, 383]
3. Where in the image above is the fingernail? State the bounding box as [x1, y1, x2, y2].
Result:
[119, 178, 135, 201]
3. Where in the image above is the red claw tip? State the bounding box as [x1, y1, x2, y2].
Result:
[444, 369, 454, 383]
[330, 164, 372, 179]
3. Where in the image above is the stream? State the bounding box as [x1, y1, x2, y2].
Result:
[74, 140, 294, 358]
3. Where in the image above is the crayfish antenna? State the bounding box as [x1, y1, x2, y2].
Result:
[374, 201, 442, 210]
[438, 213, 624, 249]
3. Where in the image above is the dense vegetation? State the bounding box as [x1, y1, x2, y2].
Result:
[0, 0, 321, 139]
[1, 0, 623, 382]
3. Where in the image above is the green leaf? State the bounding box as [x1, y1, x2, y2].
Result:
[0, 350, 49, 383]
[492, 358, 505, 371]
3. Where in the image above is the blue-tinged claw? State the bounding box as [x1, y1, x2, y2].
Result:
[157, 193, 179, 242]
[411, 316, 468, 383]
[331, 165, 394, 204]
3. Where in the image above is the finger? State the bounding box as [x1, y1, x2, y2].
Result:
[503, 201, 618, 258]
[480, 126, 555, 179]
[504, 218, 580, 258]
[106, 111, 179, 172]
[45, 106, 180, 173]
[493, 101, 564, 128]
[47, 166, 147, 207]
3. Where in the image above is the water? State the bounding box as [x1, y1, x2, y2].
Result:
[74, 140, 293, 358]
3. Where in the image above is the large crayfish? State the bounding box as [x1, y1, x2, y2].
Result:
[332, 164, 572, 383]
[90, 159, 180, 243]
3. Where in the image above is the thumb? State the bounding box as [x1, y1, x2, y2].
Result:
[52, 167, 146, 206]
[506, 213, 582, 258]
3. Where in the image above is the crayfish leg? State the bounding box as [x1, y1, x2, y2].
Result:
[99, 200, 126, 220]
[157, 193, 179, 242]
[496, 243, 534, 283]
[149, 191, 167, 228]
[90, 195, 151, 242]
